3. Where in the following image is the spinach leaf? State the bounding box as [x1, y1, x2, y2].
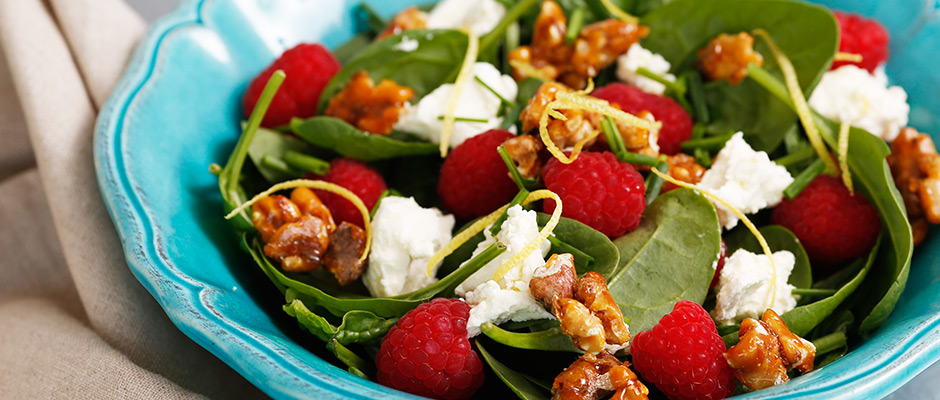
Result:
[243, 234, 422, 318]
[317, 29, 469, 113]
[248, 127, 319, 183]
[291, 117, 438, 161]
[480, 322, 582, 353]
[326, 339, 374, 379]
[781, 235, 881, 337]
[640, 0, 838, 153]
[609, 188, 721, 334]
[283, 290, 398, 346]
[537, 213, 620, 278]
[477, 342, 552, 400]
[723, 225, 812, 289]
[332, 33, 373, 65]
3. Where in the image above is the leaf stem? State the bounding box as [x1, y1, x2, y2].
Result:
[812, 331, 847, 356]
[283, 151, 331, 176]
[784, 158, 825, 200]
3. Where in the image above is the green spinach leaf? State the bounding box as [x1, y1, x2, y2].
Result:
[291, 117, 439, 161]
[326, 339, 374, 379]
[723, 225, 812, 289]
[248, 127, 319, 183]
[481, 322, 582, 353]
[537, 213, 620, 278]
[318, 29, 469, 113]
[283, 290, 398, 346]
[477, 342, 552, 400]
[609, 188, 721, 334]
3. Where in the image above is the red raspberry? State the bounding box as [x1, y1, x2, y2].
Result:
[542, 151, 646, 238]
[243, 43, 340, 127]
[631, 300, 735, 400]
[592, 83, 693, 155]
[376, 298, 485, 400]
[313, 158, 387, 227]
[831, 12, 890, 73]
[437, 130, 519, 220]
[772, 175, 881, 264]
[709, 240, 727, 290]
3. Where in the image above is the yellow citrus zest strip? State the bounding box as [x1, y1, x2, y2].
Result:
[539, 91, 659, 164]
[440, 30, 480, 158]
[491, 190, 563, 283]
[599, 0, 639, 24]
[834, 52, 863, 63]
[753, 29, 838, 177]
[508, 59, 555, 82]
[838, 121, 854, 195]
[225, 179, 372, 266]
[649, 169, 779, 308]
[426, 205, 509, 278]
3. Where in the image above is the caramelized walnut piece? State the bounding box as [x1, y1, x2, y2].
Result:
[530, 253, 578, 307]
[324, 71, 415, 135]
[890, 127, 940, 245]
[264, 216, 332, 272]
[519, 82, 599, 150]
[503, 135, 544, 180]
[322, 222, 368, 285]
[508, 0, 647, 89]
[252, 195, 302, 242]
[552, 352, 648, 400]
[576, 272, 631, 346]
[662, 153, 706, 192]
[554, 297, 607, 353]
[291, 187, 336, 233]
[725, 309, 816, 391]
[698, 32, 764, 85]
[377, 6, 427, 40]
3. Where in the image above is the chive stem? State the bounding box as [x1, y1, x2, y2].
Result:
[261, 155, 300, 176]
[791, 288, 838, 297]
[687, 71, 710, 124]
[694, 147, 712, 168]
[565, 9, 586, 44]
[601, 116, 658, 166]
[784, 158, 825, 200]
[369, 188, 402, 219]
[774, 147, 816, 168]
[480, 0, 540, 53]
[437, 115, 491, 123]
[645, 156, 670, 205]
[637, 67, 684, 95]
[547, 235, 595, 267]
[680, 132, 735, 152]
[283, 151, 331, 176]
[497, 145, 539, 191]
[691, 123, 706, 140]
[474, 76, 514, 107]
[813, 331, 847, 356]
[490, 189, 531, 236]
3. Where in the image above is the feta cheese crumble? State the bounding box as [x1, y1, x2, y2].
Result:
[426, 0, 506, 37]
[809, 65, 910, 142]
[712, 249, 798, 325]
[616, 43, 676, 96]
[394, 62, 517, 149]
[456, 205, 553, 337]
[696, 132, 794, 230]
[362, 197, 455, 298]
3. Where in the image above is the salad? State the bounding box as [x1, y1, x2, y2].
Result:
[214, 0, 935, 398]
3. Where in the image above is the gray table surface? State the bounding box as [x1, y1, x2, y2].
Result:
[127, 1, 937, 398]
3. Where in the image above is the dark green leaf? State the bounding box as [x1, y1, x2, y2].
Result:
[327, 339, 375, 379]
[609, 188, 721, 334]
[477, 342, 552, 400]
[248, 127, 318, 183]
[481, 322, 582, 353]
[318, 29, 469, 113]
[537, 213, 620, 278]
[283, 291, 398, 346]
[332, 33, 373, 65]
[723, 225, 812, 289]
[291, 117, 439, 161]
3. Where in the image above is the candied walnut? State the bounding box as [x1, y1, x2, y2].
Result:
[323, 222, 367, 285]
[291, 187, 336, 233]
[264, 216, 332, 272]
[554, 297, 607, 353]
[519, 82, 599, 150]
[503, 135, 543, 180]
[725, 309, 816, 390]
[698, 32, 764, 85]
[377, 6, 427, 40]
[324, 71, 414, 135]
[662, 153, 706, 192]
[509, 0, 647, 89]
[890, 127, 940, 245]
[252, 195, 301, 242]
[552, 352, 648, 400]
[530, 253, 578, 307]
[576, 272, 630, 345]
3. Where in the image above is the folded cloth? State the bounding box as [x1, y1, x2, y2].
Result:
[0, 0, 264, 397]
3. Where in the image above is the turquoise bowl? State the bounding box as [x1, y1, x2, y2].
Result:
[94, 0, 940, 398]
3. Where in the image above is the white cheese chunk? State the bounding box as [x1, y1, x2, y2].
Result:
[696, 132, 794, 230]
[809, 65, 910, 142]
[427, 0, 506, 37]
[712, 249, 798, 325]
[362, 197, 455, 298]
[616, 43, 676, 96]
[456, 205, 553, 337]
[394, 62, 517, 149]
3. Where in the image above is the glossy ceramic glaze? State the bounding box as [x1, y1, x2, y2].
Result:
[94, 0, 940, 398]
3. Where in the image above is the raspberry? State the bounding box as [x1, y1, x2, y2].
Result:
[313, 158, 387, 227]
[437, 130, 519, 220]
[592, 83, 693, 155]
[542, 152, 646, 238]
[771, 175, 882, 264]
[831, 12, 890, 73]
[376, 298, 485, 400]
[709, 240, 727, 290]
[631, 300, 735, 400]
[243, 43, 340, 127]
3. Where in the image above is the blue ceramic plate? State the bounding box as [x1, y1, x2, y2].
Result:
[94, 0, 940, 398]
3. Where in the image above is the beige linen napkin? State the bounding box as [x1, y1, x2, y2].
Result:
[0, 0, 264, 397]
